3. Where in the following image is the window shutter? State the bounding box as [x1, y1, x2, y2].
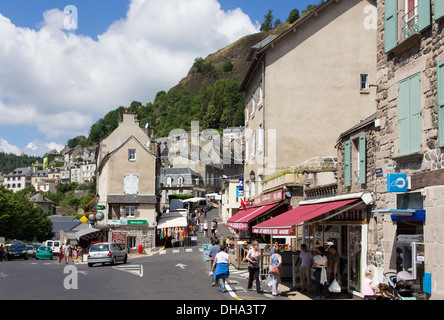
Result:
[409, 73, 421, 153]
[438, 61, 444, 147]
[344, 140, 351, 187]
[435, 0, 444, 21]
[418, 0, 431, 32]
[358, 134, 366, 184]
[385, 0, 398, 53]
[398, 73, 421, 155]
[398, 78, 411, 155]
[124, 174, 138, 194]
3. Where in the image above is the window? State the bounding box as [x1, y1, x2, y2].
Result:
[124, 173, 139, 194]
[384, 0, 431, 53]
[125, 206, 135, 217]
[398, 73, 421, 155]
[128, 149, 136, 161]
[360, 74, 369, 91]
[127, 236, 137, 249]
[344, 134, 366, 186]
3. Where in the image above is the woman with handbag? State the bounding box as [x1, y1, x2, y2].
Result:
[246, 241, 263, 293]
[269, 247, 282, 296]
[313, 246, 328, 300]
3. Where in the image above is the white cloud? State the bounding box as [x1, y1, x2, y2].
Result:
[0, 0, 259, 143]
[0, 138, 22, 155]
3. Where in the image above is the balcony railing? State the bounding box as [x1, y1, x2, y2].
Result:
[402, 6, 419, 40]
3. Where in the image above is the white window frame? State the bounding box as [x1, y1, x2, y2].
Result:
[125, 206, 135, 217]
[128, 149, 136, 161]
[360, 74, 369, 91]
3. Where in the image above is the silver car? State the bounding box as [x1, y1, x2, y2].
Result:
[87, 242, 128, 267]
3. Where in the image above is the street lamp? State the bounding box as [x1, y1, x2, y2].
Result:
[249, 170, 255, 183]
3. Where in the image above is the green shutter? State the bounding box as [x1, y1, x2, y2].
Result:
[385, 0, 398, 53]
[438, 61, 444, 147]
[409, 73, 421, 153]
[399, 78, 411, 155]
[435, 0, 444, 21]
[344, 140, 351, 187]
[398, 73, 421, 155]
[418, 0, 431, 32]
[358, 134, 366, 184]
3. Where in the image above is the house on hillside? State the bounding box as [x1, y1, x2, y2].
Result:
[95, 111, 160, 252]
[239, 0, 377, 201]
[3, 167, 33, 192]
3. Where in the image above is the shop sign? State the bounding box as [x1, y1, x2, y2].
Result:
[387, 173, 407, 192]
[95, 205, 106, 210]
[112, 231, 126, 244]
[252, 190, 283, 206]
[252, 227, 295, 236]
[108, 220, 147, 225]
[329, 210, 366, 221]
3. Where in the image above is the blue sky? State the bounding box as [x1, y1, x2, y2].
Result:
[0, 0, 317, 157]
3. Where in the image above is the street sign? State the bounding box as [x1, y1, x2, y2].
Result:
[96, 205, 105, 210]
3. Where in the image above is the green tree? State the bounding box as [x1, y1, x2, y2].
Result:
[287, 8, 300, 23]
[260, 10, 274, 31]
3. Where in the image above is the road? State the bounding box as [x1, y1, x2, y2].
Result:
[0, 247, 287, 301]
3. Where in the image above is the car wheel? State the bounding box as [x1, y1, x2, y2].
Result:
[111, 256, 116, 265]
[88, 263, 93, 267]
[123, 254, 127, 264]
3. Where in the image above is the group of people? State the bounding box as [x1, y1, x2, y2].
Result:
[58, 241, 84, 264]
[298, 244, 341, 300]
[189, 209, 218, 238]
[207, 239, 283, 296]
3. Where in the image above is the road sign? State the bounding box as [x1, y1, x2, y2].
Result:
[96, 205, 105, 210]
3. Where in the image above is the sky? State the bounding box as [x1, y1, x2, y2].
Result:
[0, 0, 317, 158]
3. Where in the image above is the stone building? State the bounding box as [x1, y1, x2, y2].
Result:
[374, 0, 444, 299]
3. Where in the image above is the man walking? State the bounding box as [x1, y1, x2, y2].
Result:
[299, 244, 313, 292]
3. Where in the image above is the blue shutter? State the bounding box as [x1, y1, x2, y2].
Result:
[418, 0, 431, 32]
[398, 73, 421, 155]
[409, 73, 421, 153]
[358, 134, 366, 184]
[385, 0, 398, 53]
[435, 0, 444, 21]
[344, 140, 351, 187]
[398, 78, 411, 155]
[438, 61, 444, 147]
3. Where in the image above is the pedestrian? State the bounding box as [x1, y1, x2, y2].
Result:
[208, 238, 221, 286]
[313, 246, 328, 300]
[0, 244, 4, 261]
[396, 247, 403, 273]
[270, 241, 279, 255]
[362, 269, 378, 300]
[269, 246, 282, 296]
[58, 245, 65, 264]
[246, 241, 263, 293]
[328, 245, 340, 297]
[212, 245, 231, 293]
[62, 241, 70, 264]
[211, 219, 218, 237]
[203, 220, 209, 238]
[299, 244, 313, 293]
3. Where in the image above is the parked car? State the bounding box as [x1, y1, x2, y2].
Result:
[6, 244, 29, 260]
[87, 242, 127, 267]
[26, 245, 35, 258]
[35, 246, 53, 260]
[45, 240, 61, 255]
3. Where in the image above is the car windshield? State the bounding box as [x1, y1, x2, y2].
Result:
[39, 247, 50, 250]
[90, 244, 109, 252]
[10, 245, 23, 252]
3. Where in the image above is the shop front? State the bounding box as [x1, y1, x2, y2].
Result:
[252, 193, 372, 297]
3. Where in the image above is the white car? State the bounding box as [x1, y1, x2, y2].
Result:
[87, 242, 128, 267]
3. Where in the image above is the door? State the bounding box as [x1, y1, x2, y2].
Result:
[348, 225, 362, 292]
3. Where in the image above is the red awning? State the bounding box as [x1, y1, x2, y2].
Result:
[226, 202, 280, 230]
[252, 199, 359, 236]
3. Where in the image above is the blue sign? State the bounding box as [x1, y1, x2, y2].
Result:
[387, 173, 407, 192]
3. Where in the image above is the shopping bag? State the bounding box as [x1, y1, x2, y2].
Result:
[265, 275, 273, 287]
[328, 279, 341, 293]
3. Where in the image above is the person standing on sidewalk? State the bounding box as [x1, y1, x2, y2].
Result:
[246, 241, 263, 293]
[269, 247, 282, 296]
[313, 246, 328, 300]
[299, 244, 313, 293]
[328, 245, 340, 298]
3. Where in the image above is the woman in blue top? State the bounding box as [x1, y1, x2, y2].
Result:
[269, 247, 282, 296]
[212, 245, 231, 293]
